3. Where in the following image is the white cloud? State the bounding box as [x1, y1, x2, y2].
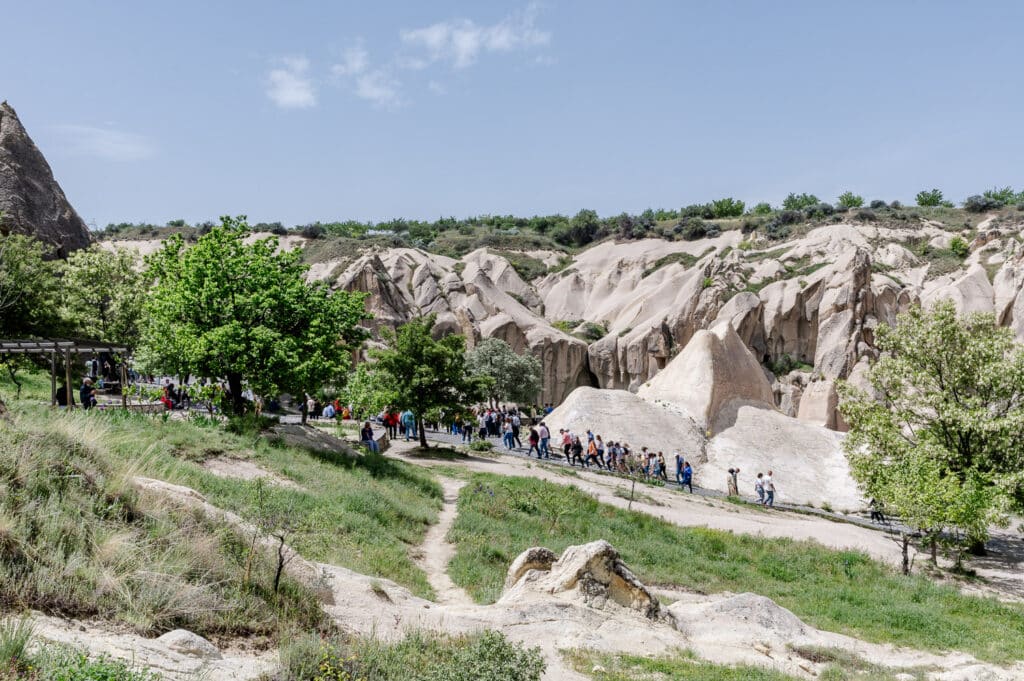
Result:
[53, 125, 156, 161]
[331, 45, 369, 77]
[400, 5, 550, 69]
[427, 80, 447, 95]
[266, 56, 316, 109]
[355, 70, 402, 107]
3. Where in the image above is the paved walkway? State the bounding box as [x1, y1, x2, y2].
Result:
[418, 428, 909, 535]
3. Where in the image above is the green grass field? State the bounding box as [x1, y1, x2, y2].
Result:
[8, 404, 442, 600]
[448, 474, 1024, 664]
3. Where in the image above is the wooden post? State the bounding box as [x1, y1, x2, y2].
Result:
[64, 348, 73, 409]
[120, 361, 128, 408]
[50, 351, 57, 407]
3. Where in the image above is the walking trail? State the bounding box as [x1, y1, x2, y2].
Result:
[388, 439, 1024, 602]
[415, 476, 473, 605]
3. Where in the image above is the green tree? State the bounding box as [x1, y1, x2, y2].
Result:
[60, 245, 146, 346]
[915, 188, 945, 207]
[138, 216, 367, 414]
[710, 197, 745, 218]
[467, 337, 542, 407]
[0, 233, 62, 338]
[838, 301, 1023, 566]
[982, 186, 1017, 205]
[750, 202, 773, 216]
[837, 191, 864, 209]
[340, 362, 397, 419]
[370, 315, 489, 448]
[782, 192, 819, 210]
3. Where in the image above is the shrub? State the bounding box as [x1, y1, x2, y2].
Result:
[710, 197, 745, 218]
[964, 194, 1004, 212]
[469, 439, 495, 452]
[869, 199, 888, 210]
[855, 208, 876, 221]
[776, 210, 801, 225]
[804, 202, 834, 218]
[738, 239, 754, 251]
[300, 223, 325, 239]
[764, 220, 791, 240]
[750, 202, 773, 216]
[740, 217, 762, 234]
[680, 203, 715, 219]
[983, 186, 1017, 205]
[677, 218, 720, 241]
[949, 236, 970, 258]
[837, 191, 864, 209]
[916, 188, 945, 207]
[890, 200, 903, 209]
[782, 193, 819, 211]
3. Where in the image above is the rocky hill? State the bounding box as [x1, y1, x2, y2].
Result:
[0, 101, 91, 256]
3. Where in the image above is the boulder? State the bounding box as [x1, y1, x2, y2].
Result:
[500, 540, 674, 624]
[796, 379, 840, 430]
[155, 629, 222, 660]
[0, 101, 91, 256]
[921, 264, 994, 316]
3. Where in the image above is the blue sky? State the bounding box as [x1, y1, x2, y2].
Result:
[4, 1, 1023, 228]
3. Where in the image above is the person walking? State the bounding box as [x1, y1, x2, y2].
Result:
[511, 412, 522, 448]
[502, 419, 515, 449]
[570, 435, 584, 467]
[528, 426, 541, 458]
[755, 473, 765, 505]
[727, 468, 740, 497]
[538, 421, 551, 459]
[674, 451, 684, 485]
[656, 452, 668, 482]
[764, 470, 775, 507]
[681, 460, 693, 493]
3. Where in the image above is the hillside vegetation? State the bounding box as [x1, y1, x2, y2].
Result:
[449, 474, 1024, 664]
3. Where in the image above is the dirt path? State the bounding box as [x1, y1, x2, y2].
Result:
[415, 476, 473, 605]
[389, 441, 1024, 601]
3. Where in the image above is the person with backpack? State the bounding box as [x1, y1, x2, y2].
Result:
[570, 435, 584, 467]
[585, 437, 601, 469]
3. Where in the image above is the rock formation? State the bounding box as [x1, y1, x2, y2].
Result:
[0, 101, 91, 256]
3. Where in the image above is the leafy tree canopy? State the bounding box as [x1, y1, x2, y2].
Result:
[137, 216, 367, 414]
[782, 192, 820, 211]
[467, 337, 542, 407]
[369, 315, 490, 447]
[60, 245, 147, 347]
[0, 232, 62, 338]
[837, 191, 864, 209]
[838, 301, 1024, 560]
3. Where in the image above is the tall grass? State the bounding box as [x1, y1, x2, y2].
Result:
[13, 405, 442, 598]
[0, 411, 325, 640]
[274, 629, 545, 681]
[449, 474, 1024, 664]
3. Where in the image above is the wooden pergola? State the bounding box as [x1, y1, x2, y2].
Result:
[1, 339, 130, 408]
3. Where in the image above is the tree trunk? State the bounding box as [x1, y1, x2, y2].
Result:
[6, 364, 22, 399]
[901, 533, 910, 576]
[418, 416, 428, 449]
[930, 537, 938, 565]
[227, 372, 245, 416]
[968, 538, 987, 556]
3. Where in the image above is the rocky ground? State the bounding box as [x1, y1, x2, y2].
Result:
[25, 434, 1023, 680]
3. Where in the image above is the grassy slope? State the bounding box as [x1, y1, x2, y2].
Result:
[449, 474, 1024, 664]
[0, 408, 325, 640]
[10, 404, 442, 599]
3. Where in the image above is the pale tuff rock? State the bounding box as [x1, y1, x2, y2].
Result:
[155, 629, 222, 660]
[921, 264, 995, 316]
[499, 540, 674, 624]
[796, 378, 841, 431]
[545, 386, 705, 460]
[705, 404, 857, 509]
[332, 248, 591, 403]
[638, 321, 775, 431]
[503, 546, 558, 591]
[0, 102, 91, 256]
